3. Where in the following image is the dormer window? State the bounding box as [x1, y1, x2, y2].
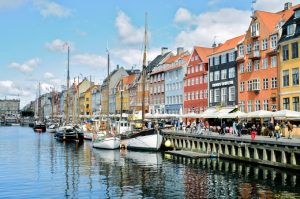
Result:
[295, 9, 300, 18]
[287, 24, 296, 36]
[251, 23, 259, 37]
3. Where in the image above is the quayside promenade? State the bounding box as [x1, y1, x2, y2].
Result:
[162, 130, 300, 170]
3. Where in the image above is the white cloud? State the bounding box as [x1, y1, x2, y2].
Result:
[9, 58, 40, 73]
[254, 0, 300, 12]
[174, 8, 251, 48]
[72, 53, 107, 69]
[115, 10, 145, 45]
[34, 0, 71, 17]
[0, 0, 24, 9]
[45, 39, 73, 53]
[43, 72, 54, 79]
[174, 8, 193, 23]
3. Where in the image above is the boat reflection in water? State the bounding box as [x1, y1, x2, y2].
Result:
[164, 153, 300, 198]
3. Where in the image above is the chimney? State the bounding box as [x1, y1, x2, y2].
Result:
[177, 47, 184, 55]
[161, 47, 168, 55]
[218, 43, 222, 47]
[212, 42, 217, 48]
[284, 2, 292, 10]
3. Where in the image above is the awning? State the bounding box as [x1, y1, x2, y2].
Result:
[217, 107, 238, 118]
[273, 110, 300, 120]
[200, 108, 218, 118]
[241, 110, 274, 118]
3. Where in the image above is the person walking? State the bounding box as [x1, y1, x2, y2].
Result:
[233, 120, 237, 136]
[274, 123, 281, 140]
[287, 121, 294, 139]
[221, 121, 226, 135]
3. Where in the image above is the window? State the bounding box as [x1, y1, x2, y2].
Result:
[240, 63, 245, 73]
[283, 70, 289, 87]
[252, 79, 260, 90]
[195, 65, 198, 72]
[191, 78, 194, 85]
[210, 90, 214, 103]
[221, 69, 227, 80]
[293, 97, 299, 111]
[195, 91, 198, 99]
[263, 78, 268, 89]
[200, 76, 203, 84]
[295, 9, 300, 18]
[200, 90, 203, 99]
[262, 58, 268, 69]
[283, 45, 289, 61]
[271, 56, 277, 67]
[195, 77, 199, 84]
[204, 89, 208, 98]
[210, 72, 214, 81]
[262, 39, 268, 50]
[254, 60, 260, 71]
[86, 98, 89, 101]
[228, 67, 235, 78]
[283, 98, 290, 110]
[240, 101, 245, 112]
[204, 75, 208, 83]
[292, 42, 299, 59]
[229, 86, 235, 101]
[270, 35, 277, 49]
[255, 100, 260, 111]
[214, 56, 220, 65]
[247, 100, 252, 112]
[247, 61, 252, 72]
[271, 77, 277, 88]
[246, 43, 252, 54]
[209, 58, 213, 66]
[239, 45, 244, 57]
[191, 92, 194, 100]
[214, 88, 220, 103]
[248, 80, 253, 91]
[214, 71, 220, 81]
[157, 74, 161, 81]
[229, 52, 235, 62]
[161, 73, 164, 80]
[263, 100, 269, 111]
[221, 88, 227, 103]
[287, 24, 296, 36]
[221, 54, 226, 64]
[240, 81, 245, 92]
[254, 40, 259, 51]
[292, 68, 299, 85]
[191, 67, 194, 73]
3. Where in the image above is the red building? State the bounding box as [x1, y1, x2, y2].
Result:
[184, 47, 214, 114]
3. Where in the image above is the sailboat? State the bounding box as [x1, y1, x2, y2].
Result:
[120, 13, 163, 151]
[92, 48, 121, 150]
[33, 82, 46, 132]
[54, 43, 84, 142]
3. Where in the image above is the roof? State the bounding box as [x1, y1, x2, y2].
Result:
[164, 53, 190, 72]
[208, 35, 245, 56]
[123, 74, 136, 85]
[194, 47, 214, 62]
[147, 51, 172, 72]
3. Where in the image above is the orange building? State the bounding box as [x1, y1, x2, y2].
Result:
[237, 4, 297, 112]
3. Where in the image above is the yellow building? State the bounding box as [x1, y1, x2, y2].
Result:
[279, 8, 300, 111]
[81, 85, 99, 116]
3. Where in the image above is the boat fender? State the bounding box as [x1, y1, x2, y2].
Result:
[164, 140, 171, 147]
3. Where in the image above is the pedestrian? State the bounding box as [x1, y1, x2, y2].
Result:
[274, 123, 281, 140]
[268, 122, 274, 138]
[233, 120, 237, 135]
[221, 121, 226, 135]
[237, 121, 242, 137]
[250, 125, 257, 140]
[287, 121, 293, 139]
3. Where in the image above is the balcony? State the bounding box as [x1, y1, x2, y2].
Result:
[248, 50, 261, 60]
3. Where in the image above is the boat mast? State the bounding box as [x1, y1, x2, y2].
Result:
[38, 82, 41, 122]
[66, 44, 70, 124]
[141, 12, 148, 122]
[107, 48, 110, 130]
[77, 76, 80, 124]
[51, 87, 54, 120]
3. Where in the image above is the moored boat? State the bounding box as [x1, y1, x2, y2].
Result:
[54, 125, 84, 142]
[92, 131, 120, 149]
[33, 121, 46, 133]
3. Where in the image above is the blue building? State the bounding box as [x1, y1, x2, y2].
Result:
[164, 48, 190, 114]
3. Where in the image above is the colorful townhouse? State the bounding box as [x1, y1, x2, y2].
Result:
[149, 47, 173, 114]
[237, 4, 296, 113]
[184, 47, 213, 114]
[208, 35, 244, 108]
[278, 6, 300, 111]
[164, 48, 190, 114]
[115, 72, 138, 114]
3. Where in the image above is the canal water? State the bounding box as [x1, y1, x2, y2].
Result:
[0, 126, 299, 199]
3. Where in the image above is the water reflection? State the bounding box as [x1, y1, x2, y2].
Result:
[165, 153, 300, 198]
[0, 127, 299, 199]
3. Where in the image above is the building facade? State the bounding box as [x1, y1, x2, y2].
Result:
[0, 99, 20, 115]
[278, 7, 300, 111]
[208, 35, 244, 108]
[237, 6, 295, 112]
[184, 47, 212, 114]
[164, 48, 190, 114]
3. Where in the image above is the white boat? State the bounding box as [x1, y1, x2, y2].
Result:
[47, 123, 59, 133]
[116, 120, 131, 135]
[92, 132, 120, 149]
[120, 128, 163, 151]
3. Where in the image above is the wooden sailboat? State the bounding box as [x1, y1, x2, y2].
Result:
[33, 82, 46, 132]
[120, 13, 163, 151]
[92, 48, 120, 149]
[55, 43, 84, 142]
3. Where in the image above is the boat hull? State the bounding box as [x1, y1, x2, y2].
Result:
[93, 137, 120, 149]
[121, 129, 163, 151]
[33, 124, 46, 133]
[47, 128, 56, 133]
[54, 131, 84, 142]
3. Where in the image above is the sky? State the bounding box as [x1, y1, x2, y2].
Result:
[0, 0, 299, 108]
